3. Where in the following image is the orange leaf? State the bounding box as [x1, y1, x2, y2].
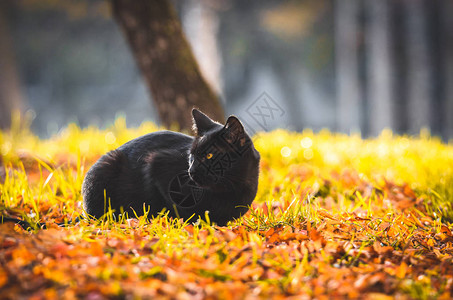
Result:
[0, 268, 8, 288]
[441, 225, 452, 237]
[396, 262, 408, 279]
[12, 245, 36, 267]
[309, 229, 322, 241]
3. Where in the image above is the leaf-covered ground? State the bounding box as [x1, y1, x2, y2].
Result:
[1, 118, 453, 299]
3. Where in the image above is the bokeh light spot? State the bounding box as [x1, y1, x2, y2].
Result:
[281, 146, 292, 157]
[301, 137, 312, 148]
[105, 132, 116, 144]
[303, 148, 314, 160]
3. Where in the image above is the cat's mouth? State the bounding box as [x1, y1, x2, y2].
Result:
[188, 170, 204, 187]
[189, 171, 218, 189]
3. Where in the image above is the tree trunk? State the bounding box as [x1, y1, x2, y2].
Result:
[404, 0, 432, 134]
[334, 0, 362, 134]
[390, 0, 408, 134]
[111, 0, 225, 131]
[441, 0, 453, 140]
[0, 1, 24, 130]
[365, 0, 393, 136]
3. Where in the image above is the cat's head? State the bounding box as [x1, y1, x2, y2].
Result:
[188, 109, 260, 189]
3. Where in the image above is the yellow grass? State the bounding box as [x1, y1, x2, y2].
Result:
[1, 116, 453, 299]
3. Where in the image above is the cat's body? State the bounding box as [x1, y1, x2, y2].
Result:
[82, 109, 260, 225]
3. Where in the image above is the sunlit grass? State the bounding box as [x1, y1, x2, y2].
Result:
[1, 117, 453, 298]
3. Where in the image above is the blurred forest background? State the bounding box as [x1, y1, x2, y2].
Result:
[0, 0, 452, 139]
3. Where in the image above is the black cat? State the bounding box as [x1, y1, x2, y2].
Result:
[82, 109, 260, 225]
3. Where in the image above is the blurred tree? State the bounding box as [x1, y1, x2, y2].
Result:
[335, 0, 362, 133]
[389, 0, 408, 134]
[405, 0, 432, 134]
[218, 1, 329, 131]
[111, 0, 225, 130]
[181, 0, 223, 96]
[0, 1, 24, 129]
[442, 0, 453, 140]
[365, 0, 393, 135]
[263, 1, 323, 132]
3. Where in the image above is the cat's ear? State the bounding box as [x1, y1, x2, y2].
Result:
[225, 116, 245, 134]
[223, 115, 245, 143]
[192, 108, 218, 135]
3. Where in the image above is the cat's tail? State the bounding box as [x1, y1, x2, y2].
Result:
[0, 216, 80, 230]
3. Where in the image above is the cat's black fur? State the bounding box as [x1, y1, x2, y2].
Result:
[82, 109, 260, 225]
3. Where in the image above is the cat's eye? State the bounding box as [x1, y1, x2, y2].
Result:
[206, 153, 213, 159]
